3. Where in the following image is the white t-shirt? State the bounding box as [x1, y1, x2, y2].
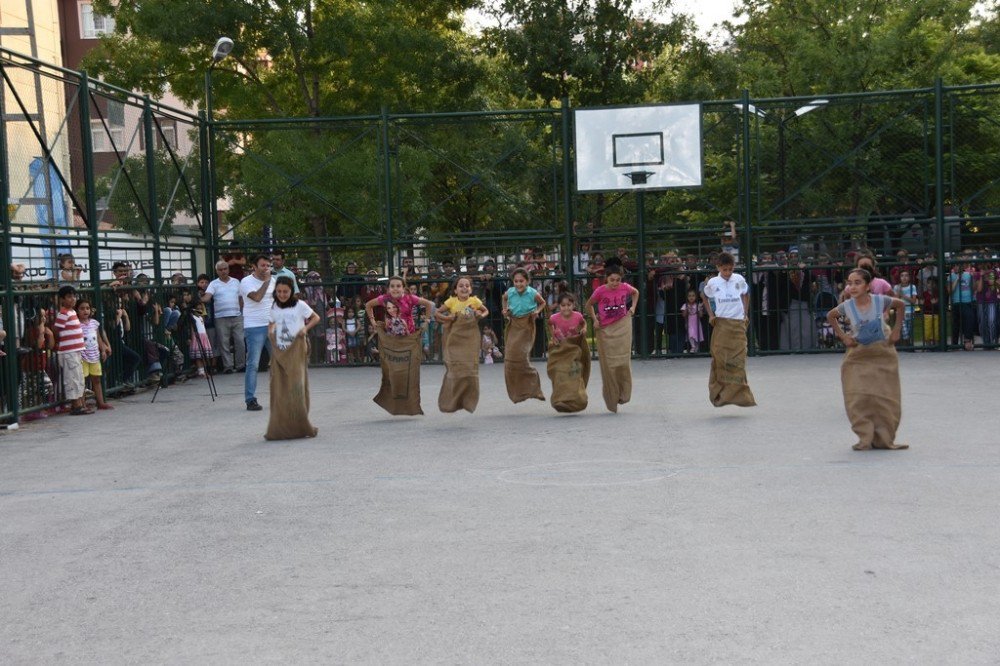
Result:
[206, 277, 242, 318]
[269, 300, 315, 349]
[703, 273, 748, 320]
[240, 274, 276, 328]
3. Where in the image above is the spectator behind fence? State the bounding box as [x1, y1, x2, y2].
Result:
[338, 261, 365, 302]
[921, 276, 941, 347]
[58, 253, 82, 285]
[893, 270, 918, 347]
[976, 266, 999, 347]
[53, 286, 91, 416]
[223, 242, 247, 280]
[779, 247, 818, 351]
[240, 255, 276, 411]
[270, 249, 299, 294]
[949, 260, 976, 351]
[203, 260, 245, 374]
[75, 298, 113, 410]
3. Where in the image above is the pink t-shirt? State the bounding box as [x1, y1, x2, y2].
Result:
[591, 283, 633, 327]
[377, 293, 420, 334]
[549, 311, 585, 341]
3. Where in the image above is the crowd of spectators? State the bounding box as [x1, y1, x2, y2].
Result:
[3, 236, 998, 420]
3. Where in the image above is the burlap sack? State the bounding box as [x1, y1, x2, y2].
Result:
[265, 335, 319, 440]
[373, 330, 424, 416]
[708, 317, 757, 407]
[438, 313, 480, 413]
[841, 340, 905, 449]
[504, 315, 545, 403]
[546, 334, 591, 413]
[596, 316, 633, 413]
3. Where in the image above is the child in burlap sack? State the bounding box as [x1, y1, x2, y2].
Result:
[702, 252, 756, 408]
[827, 268, 909, 451]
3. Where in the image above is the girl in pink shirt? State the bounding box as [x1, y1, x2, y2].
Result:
[586, 265, 638, 329]
[549, 293, 586, 343]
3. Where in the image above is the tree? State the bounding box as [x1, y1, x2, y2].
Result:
[93, 147, 202, 237]
[87, 0, 483, 273]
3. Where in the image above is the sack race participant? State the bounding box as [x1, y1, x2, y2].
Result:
[266, 276, 320, 440]
[547, 292, 590, 412]
[702, 252, 757, 408]
[502, 267, 546, 403]
[437, 276, 488, 413]
[586, 264, 638, 413]
[366, 276, 437, 416]
[827, 268, 909, 451]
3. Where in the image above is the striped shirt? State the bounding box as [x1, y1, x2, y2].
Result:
[53, 308, 86, 354]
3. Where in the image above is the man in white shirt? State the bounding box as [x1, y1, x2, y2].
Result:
[202, 260, 245, 373]
[239, 255, 275, 411]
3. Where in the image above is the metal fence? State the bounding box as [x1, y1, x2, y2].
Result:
[3, 45, 1000, 423]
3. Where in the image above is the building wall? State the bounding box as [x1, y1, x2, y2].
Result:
[1, 0, 72, 230]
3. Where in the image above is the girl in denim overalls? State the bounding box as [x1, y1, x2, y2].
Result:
[827, 268, 909, 451]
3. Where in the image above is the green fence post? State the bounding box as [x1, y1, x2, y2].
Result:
[199, 109, 214, 270]
[381, 106, 394, 276]
[934, 78, 947, 351]
[741, 90, 757, 355]
[0, 59, 20, 422]
[79, 73, 102, 312]
[144, 97, 162, 285]
[561, 98, 574, 293]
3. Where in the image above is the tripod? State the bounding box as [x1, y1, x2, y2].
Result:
[151, 318, 217, 403]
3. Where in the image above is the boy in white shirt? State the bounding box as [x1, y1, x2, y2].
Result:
[701, 252, 756, 407]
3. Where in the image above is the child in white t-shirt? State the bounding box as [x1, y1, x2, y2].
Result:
[700, 252, 756, 408]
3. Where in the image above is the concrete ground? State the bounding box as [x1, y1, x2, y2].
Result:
[1, 352, 998, 664]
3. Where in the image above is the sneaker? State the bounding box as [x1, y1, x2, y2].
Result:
[246, 399, 262, 411]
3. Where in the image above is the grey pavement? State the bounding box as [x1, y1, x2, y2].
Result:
[1, 353, 999, 664]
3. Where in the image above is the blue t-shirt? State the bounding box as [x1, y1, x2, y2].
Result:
[949, 272, 974, 304]
[506, 286, 539, 317]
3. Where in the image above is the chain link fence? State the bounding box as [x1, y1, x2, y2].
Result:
[4, 45, 1000, 423]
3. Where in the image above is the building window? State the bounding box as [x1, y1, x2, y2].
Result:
[80, 3, 116, 39]
[90, 101, 125, 153]
[158, 125, 177, 150]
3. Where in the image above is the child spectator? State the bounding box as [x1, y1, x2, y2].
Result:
[52, 286, 91, 415]
[325, 308, 347, 364]
[481, 324, 501, 363]
[680, 289, 705, 353]
[921, 276, 940, 348]
[59, 253, 82, 284]
[345, 306, 361, 364]
[892, 270, 918, 347]
[976, 269, 999, 347]
[827, 268, 908, 450]
[76, 299, 113, 410]
[188, 302, 213, 377]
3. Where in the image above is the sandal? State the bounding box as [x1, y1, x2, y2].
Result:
[70, 407, 95, 416]
[852, 442, 872, 451]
